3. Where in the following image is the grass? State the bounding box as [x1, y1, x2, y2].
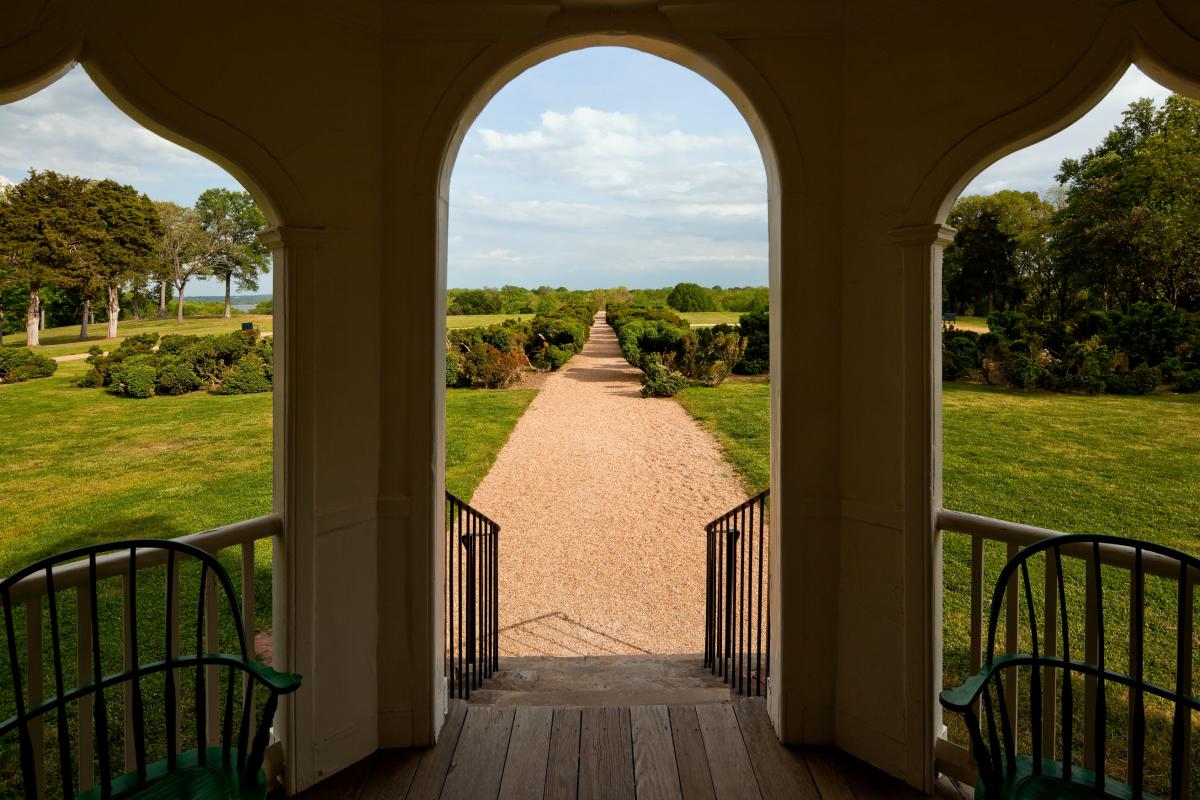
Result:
[2, 315, 274, 358]
[679, 311, 744, 326]
[444, 388, 536, 499]
[675, 376, 770, 496]
[947, 315, 988, 331]
[445, 314, 533, 329]
[677, 376, 1200, 793]
[0, 366, 534, 793]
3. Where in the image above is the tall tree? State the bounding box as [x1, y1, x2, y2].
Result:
[195, 188, 268, 318]
[944, 208, 1020, 315]
[946, 191, 1057, 318]
[85, 180, 162, 338]
[1054, 95, 1200, 314]
[154, 201, 210, 323]
[0, 170, 94, 346]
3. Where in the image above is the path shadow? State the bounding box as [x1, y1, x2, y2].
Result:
[500, 611, 652, 657]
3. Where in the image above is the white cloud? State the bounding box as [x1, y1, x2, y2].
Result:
[0, 174, 12, 187]
[658, 254, 766, 263]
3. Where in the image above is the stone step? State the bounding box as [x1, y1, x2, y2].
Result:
[467, 653, 735, 706]
[467, 686, 733, 707]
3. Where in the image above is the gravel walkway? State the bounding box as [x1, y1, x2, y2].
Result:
[470, 314, 748, 657]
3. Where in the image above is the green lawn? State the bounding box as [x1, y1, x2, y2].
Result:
[445, 388, 535, 499]
[678, 377, 1200, 793]
[679, 311, 743, 326]
[0, 367, 533, 794]
[2, 315, 274, 358]
[445, 313, 533, 329]
[946, 314, 988, 331]
[675, 376, 769, 496]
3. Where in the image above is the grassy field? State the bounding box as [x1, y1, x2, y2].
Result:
[679, 311, 743, 326]
[445, 313, 533, 329]
[675, 377, 769, 495]
[2, 315, 274, 358]
[946, 314, 988, 332]
[0, 365, 534, 793]
[677, 377, 1200, 792]
[445, 388, 536, 499]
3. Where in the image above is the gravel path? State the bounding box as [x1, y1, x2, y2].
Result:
[470, 314, 748, 657]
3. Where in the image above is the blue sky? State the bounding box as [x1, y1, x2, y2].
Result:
[0, 54, 1174, 293]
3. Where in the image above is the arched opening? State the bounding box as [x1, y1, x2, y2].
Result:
[932, 61, 1200, 793]
[0, 61, 289, 794]
[434, 41, 780, 708]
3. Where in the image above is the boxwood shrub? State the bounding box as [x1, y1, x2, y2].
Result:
[80, 329, 272, 397]
[0, 347, 58, 383]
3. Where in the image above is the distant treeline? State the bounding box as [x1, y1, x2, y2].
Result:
[447, 284, 767, 315]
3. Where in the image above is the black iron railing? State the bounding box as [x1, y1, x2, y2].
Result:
[445, 491, 499, 699]
[705, 489, 769, 696]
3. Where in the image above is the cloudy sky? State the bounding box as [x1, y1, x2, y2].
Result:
[0, 54, 1174, 293]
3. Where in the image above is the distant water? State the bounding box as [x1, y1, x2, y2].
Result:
[233, 304, 256, 312]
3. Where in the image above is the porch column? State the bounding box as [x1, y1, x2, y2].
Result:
[259, 226, 333, 794]
[892, 222, 955, 790]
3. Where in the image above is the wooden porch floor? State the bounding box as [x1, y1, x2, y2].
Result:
[297, 698, 972, 799]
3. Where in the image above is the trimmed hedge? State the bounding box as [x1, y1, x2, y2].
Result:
[445, 300, 599, 388]
[0, 347, 58, 384]
[607, 303, 748, 397]
[942, 303, 1200, 395]
[80, 330, 273, 397]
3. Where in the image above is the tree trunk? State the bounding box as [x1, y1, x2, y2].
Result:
[80, 298, 90, 339]
[39, 307, 45, 331]
[224, 273, 232, 318]
[131, 296, 141, 321]
[176, 283, 186, 324]
[107, 283, 120, 339]
[26, 285, 40, 347]
[158, 282, 167, 318]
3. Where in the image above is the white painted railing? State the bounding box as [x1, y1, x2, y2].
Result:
[7, 514, 279, 797]
[935, 508, 1194, 789]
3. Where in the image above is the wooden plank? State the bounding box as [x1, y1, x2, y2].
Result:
[499, 706, 554, 800]
[441, 705, 516, 800]
[545, 707, 582, 800]
[731, 698, 817, 799]
[297, 755, 373, 799]
[578, 707, 634, 800]
[630, 705, 681, 800]
[358, 748, 421, 799]
[667, 706, 715, 800]
[800, 749, 854, 800]
[407, 700, 469, 800]
[695, 703, 760, 800]
[839, 750, 926, 799]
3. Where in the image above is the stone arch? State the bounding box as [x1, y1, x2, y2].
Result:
[419, 19, 803, 732]
[0, 15, 301, 226]
[908, 4, 1200, 227]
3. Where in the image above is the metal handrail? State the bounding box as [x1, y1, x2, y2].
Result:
[704, 489, 769, 697]
[445, 492, 500, 699]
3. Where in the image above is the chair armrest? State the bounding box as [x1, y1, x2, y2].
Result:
[939, 654, 1023, 713]
[240, 658, 302, 695]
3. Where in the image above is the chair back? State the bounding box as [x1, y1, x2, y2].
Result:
[971, 533, 1200, 797]
[0, 539, 273, 799]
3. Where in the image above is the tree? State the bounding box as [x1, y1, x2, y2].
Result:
[667, 282, 718, 312]
[154, 201, 210, 323]
[1054, 95, 1200, 314]
[946, 191, 1055, 317]
[0, 170, 94, 346]
[944, 208, 1020, 315]
[83, 180, 161, 338]
[195, 188, 269, 318]
[450, 288, 502, 315]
